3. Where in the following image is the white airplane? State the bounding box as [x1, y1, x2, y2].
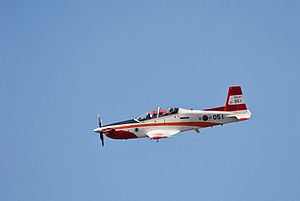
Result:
[93, 86, 251, 146]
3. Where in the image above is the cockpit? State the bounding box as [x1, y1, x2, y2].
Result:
[136, 107, 179, 122]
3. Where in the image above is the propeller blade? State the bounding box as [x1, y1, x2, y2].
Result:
[98, 114, 102, 128]
[96, 114, 104, 147]
[99, 132, 104, 147]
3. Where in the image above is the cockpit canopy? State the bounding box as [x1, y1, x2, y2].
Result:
[136, 107, 179, 121]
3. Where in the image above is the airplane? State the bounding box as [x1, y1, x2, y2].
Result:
[93, 86, 251, 146]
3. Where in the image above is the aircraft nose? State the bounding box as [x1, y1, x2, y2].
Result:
[93, 128, 101, 133]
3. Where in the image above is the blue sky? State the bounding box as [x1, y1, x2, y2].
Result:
[1, 0, 300, 200]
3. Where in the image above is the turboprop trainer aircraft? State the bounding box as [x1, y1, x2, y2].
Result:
[93, 86, 251, 146]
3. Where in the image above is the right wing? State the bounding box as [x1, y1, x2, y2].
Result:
[146, 130, 181, 139]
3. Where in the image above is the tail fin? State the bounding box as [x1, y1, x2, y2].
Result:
[224, 86, 247, 111]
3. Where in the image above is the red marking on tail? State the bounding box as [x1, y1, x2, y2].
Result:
[224, 86, 247, 111]
[204, 106, 225, 111]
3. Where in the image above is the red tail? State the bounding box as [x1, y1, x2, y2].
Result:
[224, 86, 247, 111]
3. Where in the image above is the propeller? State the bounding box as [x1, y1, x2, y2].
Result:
[97, 114, 104, 147]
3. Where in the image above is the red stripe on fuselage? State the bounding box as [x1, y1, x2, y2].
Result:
[104, 121, 218, 131]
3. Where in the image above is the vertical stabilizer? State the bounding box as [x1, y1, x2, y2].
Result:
[224, 86, 247, 111]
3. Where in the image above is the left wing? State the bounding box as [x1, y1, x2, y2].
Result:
[146, 130, 181, 139]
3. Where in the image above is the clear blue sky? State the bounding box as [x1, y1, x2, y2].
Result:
[1, 0, 300, 200]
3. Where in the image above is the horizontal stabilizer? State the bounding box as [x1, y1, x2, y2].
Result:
[226, 109, 252, 120]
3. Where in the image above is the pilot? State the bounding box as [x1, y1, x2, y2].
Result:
[168, 108, 174, 114]
[146, 113, 150, 119]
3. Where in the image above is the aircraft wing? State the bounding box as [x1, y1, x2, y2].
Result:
[146, 130, 181, 139]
